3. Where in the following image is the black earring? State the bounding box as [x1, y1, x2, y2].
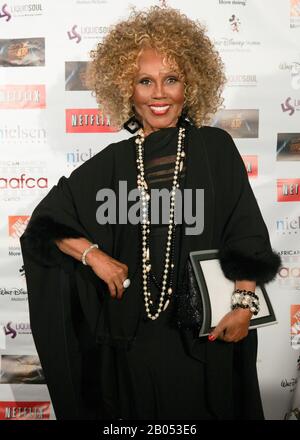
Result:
[123, 115, 142, 134]
[177, 109, 194, 128]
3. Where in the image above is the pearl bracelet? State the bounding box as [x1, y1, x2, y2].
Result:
[81, 244, 99, 266]
[231, 289, 260, 315]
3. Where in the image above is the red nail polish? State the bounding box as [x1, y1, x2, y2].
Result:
[208, 334, 216, 341]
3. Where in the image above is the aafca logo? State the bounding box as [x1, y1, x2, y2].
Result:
[291, 304, 300, 350]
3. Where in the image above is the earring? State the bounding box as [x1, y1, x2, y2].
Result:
[177, 108, 194, 128]
[123, 115, 142, 134]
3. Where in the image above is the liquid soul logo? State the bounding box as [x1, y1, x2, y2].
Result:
[67, 24, 109, 43]
[0, 3, 42, 20]
[0, 4, 11, 21]
[227, 74, 257, 87]
[67, 25, 81, 43]
[3, 322, 17, 339]
[281, 97, 300, 115]
[3, 321, 31, 339]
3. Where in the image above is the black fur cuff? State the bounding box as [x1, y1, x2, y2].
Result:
[218, 247, 282, 284]
[24, 215, 82, 242]
[21, 215, 82, 263]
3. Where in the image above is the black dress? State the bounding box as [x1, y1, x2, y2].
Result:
[123, 128, 215, 419]
[20, 124, 277, 420]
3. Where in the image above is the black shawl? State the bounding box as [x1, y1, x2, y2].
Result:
[20, 125, 281, 420]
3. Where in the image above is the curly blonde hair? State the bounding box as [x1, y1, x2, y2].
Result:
[87, 6, 226, 129]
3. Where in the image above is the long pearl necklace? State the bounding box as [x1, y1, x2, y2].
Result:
[135, 126, 186, 320]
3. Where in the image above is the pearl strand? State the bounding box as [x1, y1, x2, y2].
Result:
[135, 126, 186, 320]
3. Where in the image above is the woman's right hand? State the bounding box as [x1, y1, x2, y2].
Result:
[55, 237, 128, 300]
[86, 248, 129, 300]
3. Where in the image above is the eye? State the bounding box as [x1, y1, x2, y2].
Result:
[139, 78, 151, 85]
[166, 76, 178, 84]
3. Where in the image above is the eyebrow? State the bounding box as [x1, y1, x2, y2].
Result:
[136, 71, 179, 77]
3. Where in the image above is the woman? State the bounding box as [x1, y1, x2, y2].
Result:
[20, 6, 281, 420]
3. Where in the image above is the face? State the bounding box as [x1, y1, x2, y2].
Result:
[132, 48, 185, 136]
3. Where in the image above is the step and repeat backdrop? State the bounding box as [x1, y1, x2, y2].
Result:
[0, 0, 300, 421]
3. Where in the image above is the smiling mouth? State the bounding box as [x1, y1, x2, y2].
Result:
[149, 105, 171, 115]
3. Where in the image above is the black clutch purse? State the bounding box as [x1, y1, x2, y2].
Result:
[173, 258, 204, 331]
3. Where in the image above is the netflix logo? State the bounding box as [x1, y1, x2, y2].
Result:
[66, 108, 119, 133]
[0, 401, 50, 420]
[277, 178, 300, 202]
[0, 85, 46, 109]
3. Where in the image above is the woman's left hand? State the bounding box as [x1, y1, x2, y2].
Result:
[208, 307, 253, 343]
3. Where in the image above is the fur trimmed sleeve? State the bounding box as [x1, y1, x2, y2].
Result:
[218, 239, 281, 284]
[215, 130, 281, 285]
[20, 176, 91, 267]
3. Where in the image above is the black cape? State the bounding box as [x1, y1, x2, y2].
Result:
[20, 125, 281, 420]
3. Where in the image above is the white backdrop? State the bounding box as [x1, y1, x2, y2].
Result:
[0, 0, 299, 420]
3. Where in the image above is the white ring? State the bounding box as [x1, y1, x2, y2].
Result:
[123, 278, 131, 289]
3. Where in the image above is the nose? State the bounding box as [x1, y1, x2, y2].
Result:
[152, 80, 167, 99]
